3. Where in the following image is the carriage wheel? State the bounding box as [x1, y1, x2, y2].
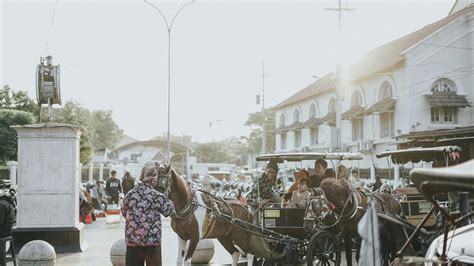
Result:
[306, 231, 341, 266]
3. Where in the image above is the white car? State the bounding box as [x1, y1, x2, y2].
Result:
[424, 224, 474, 265]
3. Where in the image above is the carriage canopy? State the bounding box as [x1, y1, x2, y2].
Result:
[376, 146, 461, 164]
[256, 152, 363, 163]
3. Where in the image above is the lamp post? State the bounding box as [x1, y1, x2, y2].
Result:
[144, 0, 195, 162]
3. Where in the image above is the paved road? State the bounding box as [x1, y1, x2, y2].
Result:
[55, 215, 357, 265]
[56, 216, 241, 265]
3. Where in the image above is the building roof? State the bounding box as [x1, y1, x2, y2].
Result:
[275, 73, 335, 109]
[351, 4, 474, 80]
[274, 4, 474, 110]
[117, 135, 139, 149]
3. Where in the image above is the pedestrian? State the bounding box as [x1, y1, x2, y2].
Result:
[122, 171, 135, 195]
[106, 170, 122, 205]
[91, 180, 108, 211]
[122, 166, 175, 266]
[0, 186, 15, 265]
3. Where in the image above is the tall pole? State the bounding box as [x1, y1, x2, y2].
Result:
[259, 62, 268, 154]
[325, 0, 354, 150]
[144, 0, 195, 162]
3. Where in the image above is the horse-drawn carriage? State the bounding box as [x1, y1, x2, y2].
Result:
[400, 159, 474, 264]
[254, 152, 364, 265]
[376, 146, 465, 232]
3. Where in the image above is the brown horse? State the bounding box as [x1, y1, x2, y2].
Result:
[154, 164, 285, 265]
[303, 178, 406, 266]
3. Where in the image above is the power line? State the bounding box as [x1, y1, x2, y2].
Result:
[419, 42, 474, 51]
[43, 0, 60, 55]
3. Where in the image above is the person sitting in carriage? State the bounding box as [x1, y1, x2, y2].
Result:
[246, 162, 281, 223]
[281, 169, 310, 207]
[310, 159, 335, 188]
[287, 176, 311, 208]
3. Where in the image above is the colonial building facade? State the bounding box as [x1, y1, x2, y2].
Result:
[274, 3, 474, 170]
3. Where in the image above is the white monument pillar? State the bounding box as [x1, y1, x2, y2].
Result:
[6, 161, 17, 184]
[12, 123, 87, 253]
[98, 163, 104, 182]
[370, 165, 376, 182]
[87, 162, 94, 183]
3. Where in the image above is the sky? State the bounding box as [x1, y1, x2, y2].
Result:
[1, 0, 454, 142]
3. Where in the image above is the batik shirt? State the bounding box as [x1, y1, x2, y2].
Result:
[246, 174, 275, 206]
[121, 182, 175, 246]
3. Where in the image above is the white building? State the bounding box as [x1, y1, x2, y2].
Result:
[274, 2, 474, 170]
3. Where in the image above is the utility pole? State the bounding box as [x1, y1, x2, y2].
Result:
[258, 62, 268, 154]
[325, 0, 354, 151]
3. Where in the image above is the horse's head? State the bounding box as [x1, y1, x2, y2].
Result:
[303, 187, 335, 232]
[141, 162, 174, 197]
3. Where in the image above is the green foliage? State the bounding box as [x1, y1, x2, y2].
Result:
[91, 110, 123, 150]
[0, 85, 38, 116]
[244, 108, 276, 153]
[53, 101, 123, 164]
[194, 142, 230, 163]
[0, 109, 35, 164]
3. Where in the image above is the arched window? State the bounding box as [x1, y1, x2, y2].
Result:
[351, 90, 363, 107]
[430, 78, 458, 124]
[328, 98, 336, 113]
[351, 91, 363, 141]
[279, 114, 285, 127]
[379, 81, 393, 100]
[309, 103, 316, 118]
[294, 109, 300, 123]
[431, 78, 455, 92]
[379, 82, 395, 138]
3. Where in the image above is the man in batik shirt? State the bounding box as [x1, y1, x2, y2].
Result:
[121, 166, 175, 266]
[246, 162, 281, 224]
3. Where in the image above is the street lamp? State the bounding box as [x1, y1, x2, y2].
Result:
[144, 0, 195, 162]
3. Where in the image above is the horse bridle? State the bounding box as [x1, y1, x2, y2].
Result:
[155, 164, 173, 198]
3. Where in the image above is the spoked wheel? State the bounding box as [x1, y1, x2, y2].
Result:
[306, 230, 341, 266]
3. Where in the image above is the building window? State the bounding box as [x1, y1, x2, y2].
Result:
[281, 133, 287, 150]
[295, 130, 301, 148]
[351, 90, 363, 107]
[431, 78, 455, 92]
[310, 127, 318, 146]
[379, 82, 395, 138]
[328, 98, 336, 113]
[352, 119, 363, 141]
[309, 103, 316, 118]
[294, 109, 300, 123]
[130, 154, 139, 162]
[379, 81, 393, 100]
[279, 114, 285, 127]
[431, 107, 457, 124]
[380, 111, 395, 138]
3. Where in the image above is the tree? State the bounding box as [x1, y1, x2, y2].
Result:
[92, 110, 123, 150]
[53, 101, 95, 164]
[193, 142, 230, 163]
[0, 85, 38, 116]
[245, 108, 276, 153]
[0, 110, 35, 164]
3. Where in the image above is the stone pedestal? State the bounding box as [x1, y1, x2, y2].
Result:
[110, 239, 126, 266]
[12, 123, 87, 253]
[18, 240, 56, 266]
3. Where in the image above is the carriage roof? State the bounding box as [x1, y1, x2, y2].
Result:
[256, 152, 363, 162]
[375, 146, 461, 164]
[410, 159, 474, 193]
